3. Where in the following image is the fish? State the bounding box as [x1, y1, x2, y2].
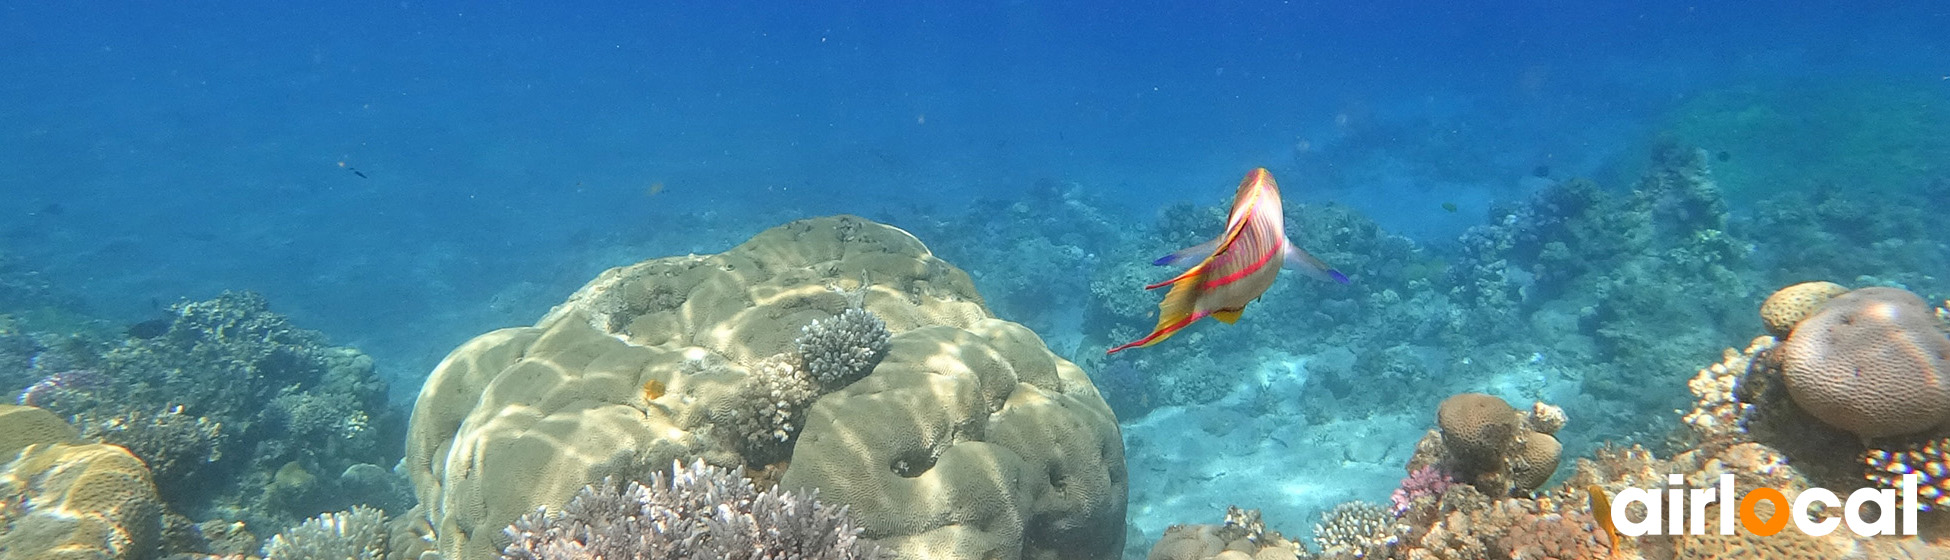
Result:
[1441, 202, 1458, 213]
[1107, 168, 1348, 354]
[1588, 485, 1624, 560]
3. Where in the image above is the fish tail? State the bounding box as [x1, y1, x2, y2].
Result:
[1108, 277, 1206, 353]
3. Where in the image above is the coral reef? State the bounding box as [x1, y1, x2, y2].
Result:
[1144, 506, 1308, 560]
[503, 459, 875, 560]
[405, 216, 1125, 560]
[16, 292, 408, 530]
[262, 505, 390, 560]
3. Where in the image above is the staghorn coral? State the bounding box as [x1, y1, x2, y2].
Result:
[1312, 501, 1395, 558]
[263, 505, 390, 560]
[1774, 286, 1950, 438]
[795, 306, 892, 389]
[502, 459, 876, 560]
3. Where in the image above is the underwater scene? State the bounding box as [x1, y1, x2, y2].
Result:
[2, 2, 1948, 560]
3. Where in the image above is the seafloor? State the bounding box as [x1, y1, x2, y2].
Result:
[4, 134, 1950, 560]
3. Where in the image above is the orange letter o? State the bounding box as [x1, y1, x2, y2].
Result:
[1740, 488, 1789, 536]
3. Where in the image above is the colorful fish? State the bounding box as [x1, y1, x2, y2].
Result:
[1107, 168, 1348, 354]
[1588, 485, 1624, 559]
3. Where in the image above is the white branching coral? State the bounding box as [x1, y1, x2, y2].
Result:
[263, 505, 390, 560]
[794, 307, 892, 389]
[502, 459, 877, 560]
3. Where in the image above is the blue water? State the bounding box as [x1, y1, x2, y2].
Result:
[4, 2, 1940, 386]
[3, 2, 1947, 557]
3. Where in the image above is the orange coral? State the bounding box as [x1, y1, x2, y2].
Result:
[641, 379, 666, 401]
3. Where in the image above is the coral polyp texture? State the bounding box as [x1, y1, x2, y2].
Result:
[404, 215, 1126, 560]
[503, 459, 875, 560]
[0, 440, 165, 560]
[1774, 286, 1950, 438]
[1756, 280, 1849, 337]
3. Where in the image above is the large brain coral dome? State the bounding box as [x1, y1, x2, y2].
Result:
[1776, 286, 1950, 439]
[404, 215, 1126, 560]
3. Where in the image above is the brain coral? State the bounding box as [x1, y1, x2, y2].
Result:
[1437, 393, 1521, 469]
[405, 215, 1126, 560]
[0, 442, 163, 560]
[1758, 281, 1849, 337]
[1776, 287, 1950, 438]
[0, 405, 80, 457]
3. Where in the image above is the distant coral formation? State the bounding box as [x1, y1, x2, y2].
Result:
[10, 291, 405, 531]
[503, 459, 875, 560]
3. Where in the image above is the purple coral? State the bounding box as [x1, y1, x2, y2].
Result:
[16, 369, 105, 407]
[1389, 465, 1455, 516]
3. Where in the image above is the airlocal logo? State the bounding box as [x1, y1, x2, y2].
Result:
[1596, 473, 1920, 537]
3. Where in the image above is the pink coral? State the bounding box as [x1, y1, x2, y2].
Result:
[1391, 465, 1455, 515]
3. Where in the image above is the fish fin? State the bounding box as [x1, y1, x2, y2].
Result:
[1283, 241, 1351, 284]
[1108, 276, 1208, 353]
[1153, 238, 1221, 267]
[1211, 308, 1243, 324]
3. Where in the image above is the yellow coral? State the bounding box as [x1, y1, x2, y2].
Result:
[0, 442, 162, 560]
[1757, 281, 1848, 337]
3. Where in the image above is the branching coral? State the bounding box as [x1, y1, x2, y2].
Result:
[1312, 501, 1397, 557]
[795, 307, 892, 390]
[502, 459, 876, 560]
[263, 505, 390, 560]
[710, 355, 821, 465]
